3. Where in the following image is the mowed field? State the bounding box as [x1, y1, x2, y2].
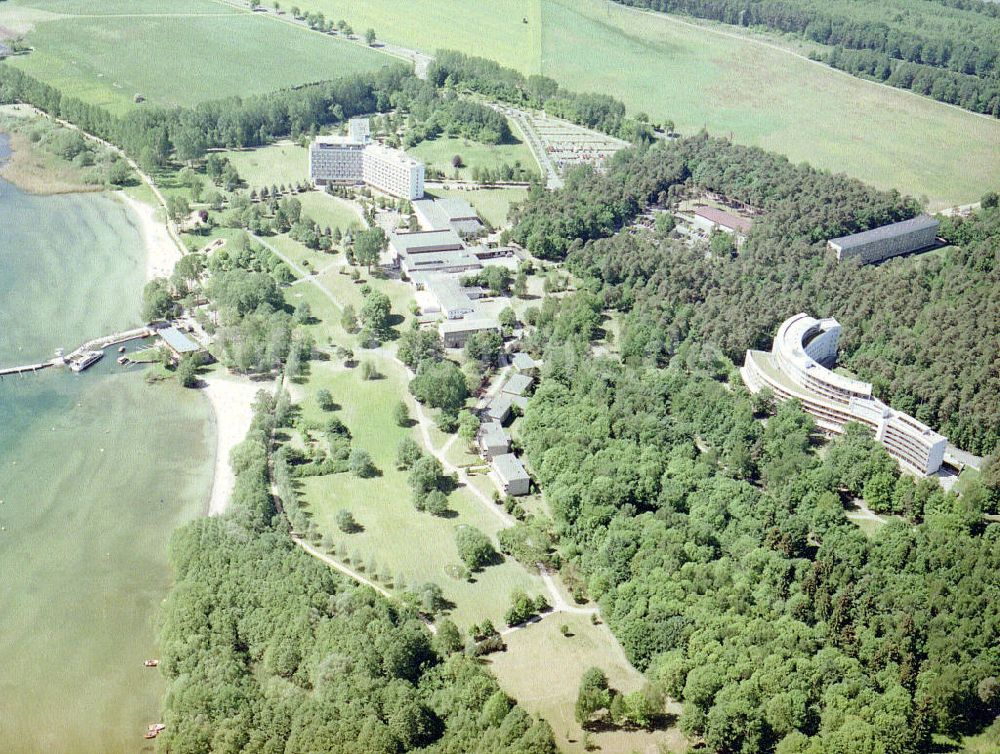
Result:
[293, 0, 1000, 208]
[0, 0, 393, 115]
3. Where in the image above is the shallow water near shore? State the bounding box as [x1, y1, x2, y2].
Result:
[0, 135, 213, 752]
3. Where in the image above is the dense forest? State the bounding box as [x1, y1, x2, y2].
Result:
[609, 0, 1000, 116]
[157, 394, 557, 753]
[508, 134, 1000, 455]
[518, 279, 1000, 753]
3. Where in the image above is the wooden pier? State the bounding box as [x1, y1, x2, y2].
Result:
[0, 327, 155, 379]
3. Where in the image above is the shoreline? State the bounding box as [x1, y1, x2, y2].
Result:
[118, 192, 182, 282]
[200, 374, 271, 516]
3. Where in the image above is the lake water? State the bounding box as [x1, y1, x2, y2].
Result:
[0, 134, 214, 752]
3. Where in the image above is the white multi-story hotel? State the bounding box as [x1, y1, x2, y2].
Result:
[741, 313, 946, 475]
[309, 118, 425, 200]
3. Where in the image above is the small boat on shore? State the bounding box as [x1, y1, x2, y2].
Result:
[144, 723, 166, 739]
[117, 356, 129, 365]
[143, 659, 159, 667]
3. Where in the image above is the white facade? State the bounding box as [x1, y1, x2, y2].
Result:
[741, 313, 947, 475]
[309, 118, 425, 200]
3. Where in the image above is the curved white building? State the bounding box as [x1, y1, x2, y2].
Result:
[741, 313, 946, 475]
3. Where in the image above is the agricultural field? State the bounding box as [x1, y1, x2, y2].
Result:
[407, 134, 538, 182]
[488, 613, 686, 754]
[292, 0, 1000, 209]
[0, 0, 392, 115]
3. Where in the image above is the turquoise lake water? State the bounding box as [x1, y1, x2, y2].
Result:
[0, 135, 214, 752]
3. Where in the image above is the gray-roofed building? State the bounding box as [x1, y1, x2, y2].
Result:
[390, 229, 483, 276]
[502, 373, 534, 398]
[439, 317, 500, 348]
[159, 326, 201, 357]
[485, 395, 513, 425]
[828, 215, 939, 265]
[478, 421, 511, 459]
[490, 453, 530, 496]
[412, 197, 485, 237]
[422, 276, 476, 318]
[511, 352, 537, 372]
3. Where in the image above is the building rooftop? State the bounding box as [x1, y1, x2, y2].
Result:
[511, 352, 536, 371]
[439, 317, 500, 334]
[425, 276, 474, 314]
[390, 228, 465, 255]
[828, 214, 938, 251]
[486, 395, 513, 420]
[404, 249, 482, 273]
[493, 453, 529, 483]
[694, 206, 752, 233]
[160, 326, 200, 354]
[480, 421, 509, 448]
[777, 314, 873, 398]
[502, 373, 534, 396]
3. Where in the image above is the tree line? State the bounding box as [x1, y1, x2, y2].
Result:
[428, 50, 657, 142]
[0, 63, 415, 169]
[609, 0, 1000, 116]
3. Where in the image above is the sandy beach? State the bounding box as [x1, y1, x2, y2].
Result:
[201, 374, 273, 516]
[118, 192, 182, 282]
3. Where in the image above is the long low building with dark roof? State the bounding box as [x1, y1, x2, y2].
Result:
[827, 214, 938, 265]
[741, 313, 946, 476]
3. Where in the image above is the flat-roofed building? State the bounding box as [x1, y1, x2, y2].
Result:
[692, 206, 752, 234]
[478, 421, 511, 459]
[309, 119, 424, 199]
[159, 326, 202, 359]
[511, 352, 537, 373]
[501, 373, 534, 399]
[490, 453, 530, 497]
[362, 143, 425, 200]
[412, 197, 485, 237]
[390, 229, 482, 276]
[484, 395, 513, 425]
[439, 317, 500, 348]
[741, 313, 947, 475]
[828, 215, 938, 265]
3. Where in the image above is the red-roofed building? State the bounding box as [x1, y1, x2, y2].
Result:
[693, 206, 753, 234]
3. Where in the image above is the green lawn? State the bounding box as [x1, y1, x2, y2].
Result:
[2, 0, 393, 115]
[488, 613, 687, 754]
[292, 0, 1000, 209]
[425, 186, 528, 228]
[407, 134, 539, 181]
[218, 142, 309, 190]
[296, 191, 365, 233]
[293, 357, 544, 628]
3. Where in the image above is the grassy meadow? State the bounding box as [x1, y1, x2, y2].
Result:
[488, 613, 687, 754]
[408, 134, 539, 181]
[1, 0, 392, 115]
[292, 0, 1000, 208]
